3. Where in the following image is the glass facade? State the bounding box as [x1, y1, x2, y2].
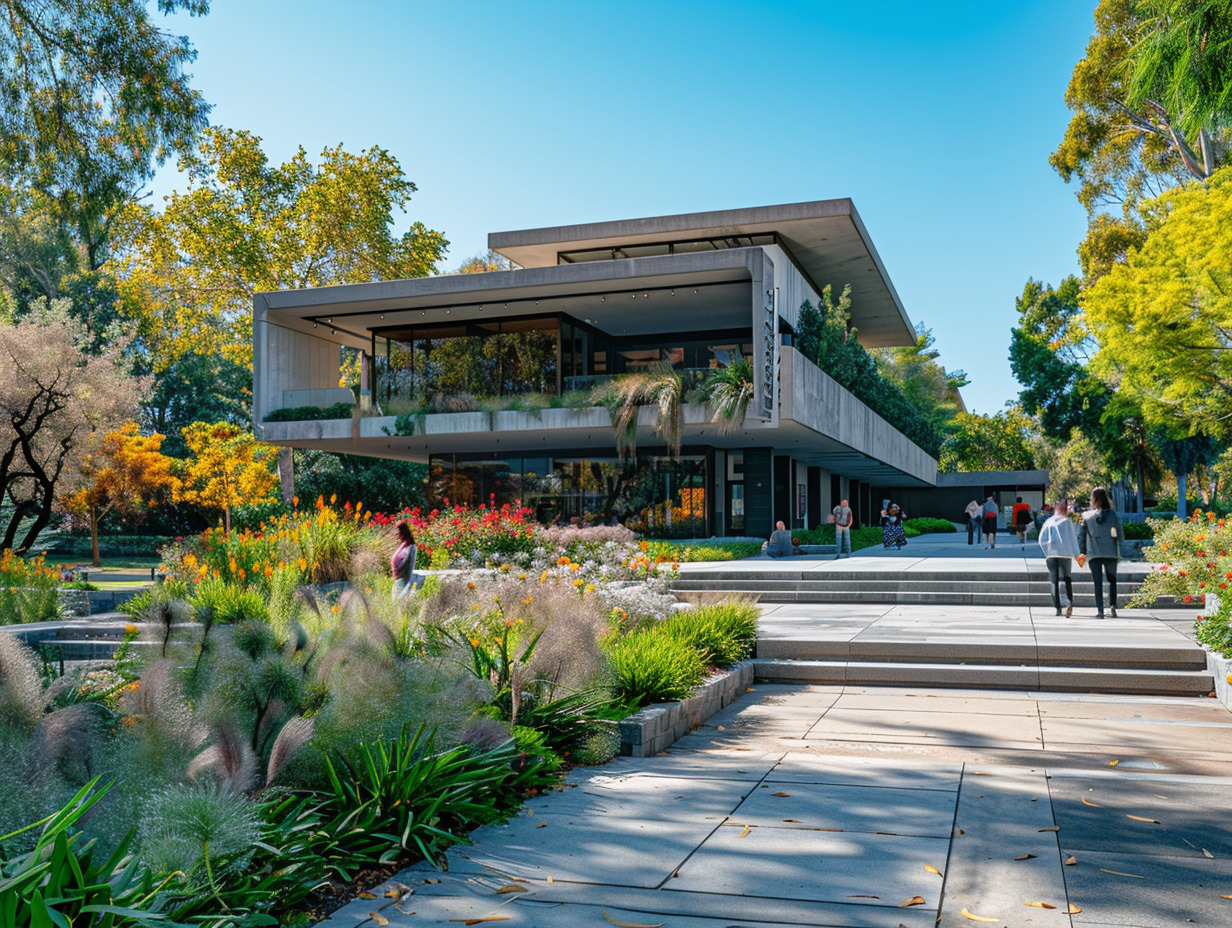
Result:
[429, 452, 709, 538]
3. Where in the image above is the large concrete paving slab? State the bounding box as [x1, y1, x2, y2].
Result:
[733, 780, 957, 836]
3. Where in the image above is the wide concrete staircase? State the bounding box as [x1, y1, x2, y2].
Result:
[8, 615, 188, 668]
[673, 564, 1179, 609]
[753, 633, 1213, 696]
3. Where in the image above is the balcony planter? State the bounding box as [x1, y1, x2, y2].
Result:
[618, 660, 754, 757]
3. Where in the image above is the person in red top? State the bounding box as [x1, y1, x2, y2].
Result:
[1011, 497, 1034, 548]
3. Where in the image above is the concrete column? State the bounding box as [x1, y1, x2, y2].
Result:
[744, 448, 774, 537]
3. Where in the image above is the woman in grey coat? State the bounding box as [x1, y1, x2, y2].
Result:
[1078, 486, 1123, 619]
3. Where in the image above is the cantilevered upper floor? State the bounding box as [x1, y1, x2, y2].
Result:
[252, 199, 936, 488]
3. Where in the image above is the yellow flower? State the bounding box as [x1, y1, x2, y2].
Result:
[573, 578, 583, 587]
[331, 604, 340, 614]
[468, 582, 477, 590]
[469, 637, 481, 647]
[584, 584, 596, 594]
[518, 572, 527, 580]
[125, 624, 140, 635]
[523, 596, 533, 606]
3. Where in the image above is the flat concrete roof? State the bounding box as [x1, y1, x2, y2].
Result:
[489, 199, 916, 348]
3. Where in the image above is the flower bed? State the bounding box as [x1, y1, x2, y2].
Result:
[0, 550, 61, 624]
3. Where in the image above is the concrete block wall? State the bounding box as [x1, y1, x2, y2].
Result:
[253, 302, 343, 421]
[619, 661, 755, 757]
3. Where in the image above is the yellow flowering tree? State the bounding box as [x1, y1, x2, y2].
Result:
[62, 421, 179, 566]
[176, 422, 278, 535]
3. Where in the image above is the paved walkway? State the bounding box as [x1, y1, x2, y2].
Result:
[322, 682, 1232, 927]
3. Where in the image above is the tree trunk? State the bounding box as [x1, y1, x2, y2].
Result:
[1136, 457, 1145, 515]
[277, 448, 295, 505]
[91, 504, 101, 567]
[1176, 471, 1187, 520]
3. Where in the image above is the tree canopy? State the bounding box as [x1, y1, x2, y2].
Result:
[0, 0, 211, 267]
[939, 408, 1038, 473]
[1082, 165, 1232, 440]
[1051, 0, 1230, 278]
[176, 420, 278, 535]
[115, 127, 449, 371]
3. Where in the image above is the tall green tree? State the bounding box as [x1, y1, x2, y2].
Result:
[1051, 0, 1230, 278]
[0, 0, 211, 269]
[115, 127, 449, 373]
[939, 408, 1038, 474]
[1082, 165, 1232, 440]
[1009, 277, 1108, 442]
[874, 324, 968, 438]
[1126, 0, 1232, 141]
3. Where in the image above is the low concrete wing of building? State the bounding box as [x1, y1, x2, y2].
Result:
[253, 199, 952, 536]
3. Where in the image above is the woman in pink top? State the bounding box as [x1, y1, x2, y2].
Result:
[391, 520, 417, 602]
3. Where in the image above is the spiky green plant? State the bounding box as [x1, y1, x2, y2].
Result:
[597, 362, 683, 460]
[702, 356, 755, 433]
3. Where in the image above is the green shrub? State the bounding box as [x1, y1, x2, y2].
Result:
[42, 535, 172, 558]
[608, 628, 707, 706]
[265, 402, 354, 422]
[317, 725, 555, 874]
[1122, 521, 1155, 540]
[0, 552, 62, 625]
[189, 576, 270, 624]
[0, 779, 172, 928]
[663, 600, 758, 668]
[903, 517, 957, 534]
[647, 541, 763, 562]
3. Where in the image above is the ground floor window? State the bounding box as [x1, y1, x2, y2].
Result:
[428, 453, 709, 537]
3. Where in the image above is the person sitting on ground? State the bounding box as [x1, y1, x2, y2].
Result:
[1038, 499, 1079, 617]
[766, 520, 794, 558]
[1012, 496, 1034, 547]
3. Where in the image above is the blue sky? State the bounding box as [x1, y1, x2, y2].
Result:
[154, 0, 1098, 414]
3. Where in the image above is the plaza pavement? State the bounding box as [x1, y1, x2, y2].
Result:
[316, 540, 1232, 928]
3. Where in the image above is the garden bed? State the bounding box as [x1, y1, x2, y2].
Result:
[618, 661, 754, 757]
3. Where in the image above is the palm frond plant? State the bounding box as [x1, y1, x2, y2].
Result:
[597, 362, 683, 460]
[702, 356, 754, 434]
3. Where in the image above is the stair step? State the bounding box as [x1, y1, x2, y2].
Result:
[752, 659, 1214, 696]
[755, 639, 1207, 670]
[673, 589, 1182, 607]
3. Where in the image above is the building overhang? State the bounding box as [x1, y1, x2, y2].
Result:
[257, 249, 767, 349]
[489, 199, 915, 348]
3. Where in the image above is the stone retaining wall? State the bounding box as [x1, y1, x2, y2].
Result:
[618, 661, 754, 757]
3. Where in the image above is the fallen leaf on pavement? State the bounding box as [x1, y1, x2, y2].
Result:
[601, 910, 664, 928]
[1068, 903, 1082, 914]
[925, 864, 943, 876]
[370, 914, 389, 927]
[1203, 849, 1215, 859]
[782, 818, 802, 823]
[358, 892, 377, 899]
[1024, 902, 1056, 909]
[738, 824, 751, 838]
[536, 822, 547, 828]
[1099, 868, 1145, 878]
[384, 890, 402, 899]
[1039, 826, 1060, 832]
[955, 827, 965, 835]
[1220, 894, 1232, 899]
[496, 885, 528, 894]
[1109, 760, 1119, 767]
[1014, 854, 1037, 860]
[1065, 856, 1077, 865]
[1127, 815, 1160, 824]
[899, 896, 926, 907]
[847, 894, 880, 898]
[772, 792, 791, 797]
[961, 907, 1000, 921]
[1082, 797, 1102, 807]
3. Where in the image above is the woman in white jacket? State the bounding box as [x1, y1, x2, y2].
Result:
[1038, 499, 1080, 617]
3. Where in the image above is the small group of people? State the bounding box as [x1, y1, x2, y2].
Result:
[1038, 486, 1123, 619]
[964, 495, 1035, 549]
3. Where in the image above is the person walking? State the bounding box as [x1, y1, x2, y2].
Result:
[832, 498, 853, 559]
[964, 499, 982, 546]
[391, 519, 418, 602]
[1078, 486, 1123, 619]
[882, 503, 908, 549]
[1011, 496, 1034, 548]
[981, 494, 999, 549]
[1038, 499, 1079, 617]
[766, 520, 794, 557]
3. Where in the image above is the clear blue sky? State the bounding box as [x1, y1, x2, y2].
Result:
[154, 0, 1097, 415]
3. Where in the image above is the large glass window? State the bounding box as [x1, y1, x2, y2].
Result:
[428, 453, 709, 538]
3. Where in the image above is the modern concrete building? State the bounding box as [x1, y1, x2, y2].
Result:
[253, 200, 1016, 535]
